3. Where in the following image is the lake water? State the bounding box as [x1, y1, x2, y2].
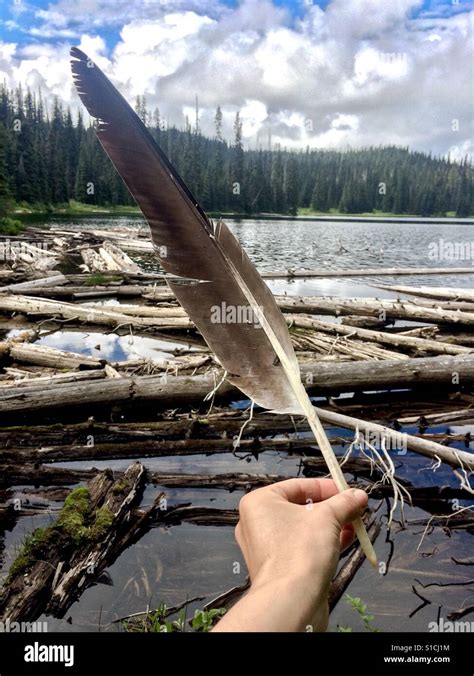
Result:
[1, 216, 474, 633]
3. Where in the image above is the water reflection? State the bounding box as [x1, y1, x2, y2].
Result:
[38, 215, 474, 287]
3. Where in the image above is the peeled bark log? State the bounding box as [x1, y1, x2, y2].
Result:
[377, 284, 474, 303]
[0, 354, 472, 413]
[12, 285, 162, 298]
[287, 315, 473, 356]
[262, 267, 474, 279]
[3, 342, 106, 369]
[0, 294, 193, 329]
[278, 296, 474, 326]
[0, 369, 106, 389]
[314, 407, 474, 471]
[0, 274, 68, 293]
[101, 241, 141, 273]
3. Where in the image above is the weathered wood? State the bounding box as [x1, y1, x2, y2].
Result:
[262, 267, 474, 279]
[101, 241, 141, 273]
[292, 328, 408, 360]
[80, 247, 109, 272]
[0, 354, 472, 413]
[278, 296, 474, 326]
[377, 284, 474, 303]
[149, 472, 287, 490]
[340, 315, 390, 329]
[287, 315, 473, 356]
[0, 437, 315, 464]
[0, 463, 165, 621]
[0, 369, 106, 389]
[314, 407, 474, 471]
[156, 505, 238, 526]
[0, 274, 68, 293]
[12, 285, 162, 298]
[3, 342, 106, 370]
[0, 294, 193, 329]
[82, 303, 187, 318]
[328, 519, 381, 611]
[0, 464, 94, 487]
[0, 415, 315, 446]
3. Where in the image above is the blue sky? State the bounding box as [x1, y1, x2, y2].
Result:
[1, 0, 471, 50]
[0, 0, 472, 158]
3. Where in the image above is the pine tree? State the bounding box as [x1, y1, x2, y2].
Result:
[0, 122, 11, 216]
[214, 106, 223, 141]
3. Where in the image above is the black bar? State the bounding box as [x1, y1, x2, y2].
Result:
[0, 632, 470, 675]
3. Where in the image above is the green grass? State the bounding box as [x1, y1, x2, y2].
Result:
[6, 201, 470, 221]
[122, 604, 226, 633]
[297, 207, 461, 218]
[6, 528, 56, 582]
[10, 200, 141, 217]
[0, 217, 25, 234]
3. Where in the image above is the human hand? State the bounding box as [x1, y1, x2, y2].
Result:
[213, 478, 368, 632]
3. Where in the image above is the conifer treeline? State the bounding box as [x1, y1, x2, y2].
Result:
[0, 85, 472, 217]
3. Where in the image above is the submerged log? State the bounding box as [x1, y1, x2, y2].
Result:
[0, 415, 315, 447]
[0, 436, 317, 465]
[0, 464, 94, 487]
[328, 519, 381, 611]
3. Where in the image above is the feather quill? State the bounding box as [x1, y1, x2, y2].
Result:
[70, 47, 377, 566]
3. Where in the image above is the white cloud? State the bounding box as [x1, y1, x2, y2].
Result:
[0, 0, 472, 158]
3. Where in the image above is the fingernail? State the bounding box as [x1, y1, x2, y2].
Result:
[350, 488, 368, 505]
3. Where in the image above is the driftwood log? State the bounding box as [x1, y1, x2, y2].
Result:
[278, 296, 474, 326]
[288, 316, 473, 356]
[0, 355, 472, 413]
[0, 463, 164, 622]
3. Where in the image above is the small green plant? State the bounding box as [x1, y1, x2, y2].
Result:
[191, 608, 226, 632]
[122, 605, 226, 633]
[5, 528, 55, 582]
[337, 594, 380, 633]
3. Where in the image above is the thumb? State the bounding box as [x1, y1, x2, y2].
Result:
[321, 488, 368, 528]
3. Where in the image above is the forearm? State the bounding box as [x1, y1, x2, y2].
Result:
[212, 572, 327, 632]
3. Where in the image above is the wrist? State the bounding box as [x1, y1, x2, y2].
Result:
[247, 566, 329, 632]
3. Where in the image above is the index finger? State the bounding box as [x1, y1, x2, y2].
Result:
[268, 478, 340, 505]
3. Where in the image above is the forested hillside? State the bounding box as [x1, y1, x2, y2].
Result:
[0, 85, 472, 217]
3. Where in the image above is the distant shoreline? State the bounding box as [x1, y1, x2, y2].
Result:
[9, 203, 474, 226]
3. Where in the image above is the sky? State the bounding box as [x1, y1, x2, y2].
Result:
[0, 0, 473, 158]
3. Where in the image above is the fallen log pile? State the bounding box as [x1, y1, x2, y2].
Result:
[1, 228, 474, 628]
